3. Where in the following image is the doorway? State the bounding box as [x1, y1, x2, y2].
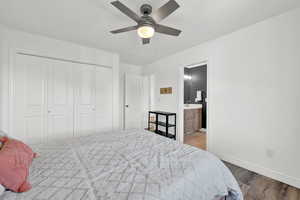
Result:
[183, 64, 207, 150]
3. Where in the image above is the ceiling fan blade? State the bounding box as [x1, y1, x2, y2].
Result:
[155, 24, 181, 36]
[142, 38, 150, 45]
[110, 26, 138, 34]
[111, 1, 141, 23]
[152, 0, 180, 22]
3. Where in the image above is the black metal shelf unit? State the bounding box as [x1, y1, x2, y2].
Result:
[148, 111, 177, 140]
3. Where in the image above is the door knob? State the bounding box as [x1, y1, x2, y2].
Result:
[125, 105, 129, 108]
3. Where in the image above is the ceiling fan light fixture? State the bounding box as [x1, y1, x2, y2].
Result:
[137, 25, 155, 38]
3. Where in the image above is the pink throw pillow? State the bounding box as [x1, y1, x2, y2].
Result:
[0, 137, 37, 193]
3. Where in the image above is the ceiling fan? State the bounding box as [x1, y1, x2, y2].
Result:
[110, 0, 182, 45]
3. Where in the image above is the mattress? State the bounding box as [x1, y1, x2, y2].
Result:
[1, 130, 243, 200]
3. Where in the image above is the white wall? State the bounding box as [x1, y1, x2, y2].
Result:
[143, 8, 300, 188]
[0, 25, 120, 133]
[119, 63, 143, 129]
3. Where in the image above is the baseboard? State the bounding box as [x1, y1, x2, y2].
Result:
[219, 154, 300, 189]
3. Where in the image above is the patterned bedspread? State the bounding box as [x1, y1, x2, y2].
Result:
[1, 130, 243, 200]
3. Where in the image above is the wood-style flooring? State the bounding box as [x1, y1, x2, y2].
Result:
[184, 131, 207, 150]
[184, 131, 300, 200]
[226, 162, 300, 200]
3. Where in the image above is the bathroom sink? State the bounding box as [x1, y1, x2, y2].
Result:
[184, 104, 202, 109]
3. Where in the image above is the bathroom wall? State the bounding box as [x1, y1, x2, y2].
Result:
[184, 65, 207, 104]
[184, 68, 192, 103]
[184, 65, 207, 128]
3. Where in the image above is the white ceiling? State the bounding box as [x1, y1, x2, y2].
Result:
[0, 0, 299, 65]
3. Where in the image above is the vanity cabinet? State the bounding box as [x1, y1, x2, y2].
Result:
[184, 108, 202, 135]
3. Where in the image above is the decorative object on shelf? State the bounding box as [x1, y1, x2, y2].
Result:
[150, 115, 156, 122]
[149, 116, 156, 131]
[148, 111, 176, 140]
[160, 87, 172, 94]
[149, 124, 156, 131]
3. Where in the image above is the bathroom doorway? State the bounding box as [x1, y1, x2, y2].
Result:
[183, 64, 207, 150]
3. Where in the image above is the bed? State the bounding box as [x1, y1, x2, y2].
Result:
[1, 130, 243, 200]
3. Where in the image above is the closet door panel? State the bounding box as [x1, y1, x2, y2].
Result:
[74, 64, 96, 136]
[95, 67, 113, 132]
[24, 117, 44, 141]
[13, 54, 47, 143]
[78, 114, 95, 135]
[13, 53, 114, 142]
[47, 60, 74, 140]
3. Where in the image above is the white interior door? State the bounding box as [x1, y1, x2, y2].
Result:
[125, 74, 143, 130]
[13, 54, 47, 143]
[47, 60, 74, 140]
[74, 64, 96, 137]
[95, 67, 113, 132]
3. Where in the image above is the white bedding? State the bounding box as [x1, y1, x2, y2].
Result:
[1, 130, 243, 200]
[0, 185, 4, 197]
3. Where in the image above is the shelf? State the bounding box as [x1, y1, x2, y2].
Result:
[148, 130, 176, 139]
[149, 111, 176, 116]
[149, 121, 176, 127]
[148, 111, 177, 141]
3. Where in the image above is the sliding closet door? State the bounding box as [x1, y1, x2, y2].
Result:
[13, 54, 47, 143]
[74, 64, 113, 136]
[95, 67, 113, 132]
[46, 60, 74, 140]
[13, 53, 113, 142]
[13, 54, 75, 142]
[74, 64, 96, 136]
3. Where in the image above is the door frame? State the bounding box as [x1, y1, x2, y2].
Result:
[178, 60, 211, 151]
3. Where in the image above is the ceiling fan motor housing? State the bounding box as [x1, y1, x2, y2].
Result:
[140, 4, 152, 15]
[139, 15, 155, 28]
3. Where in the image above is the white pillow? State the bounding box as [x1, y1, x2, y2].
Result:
[0, 130, 6, 150]
[0, 184, 5, 196]
[0, 130, 8, 137]
[0, 132, 7, 195]
[0, 133, 7, 196]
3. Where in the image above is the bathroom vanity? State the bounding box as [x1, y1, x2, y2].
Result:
[184, 104, 202, 135]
